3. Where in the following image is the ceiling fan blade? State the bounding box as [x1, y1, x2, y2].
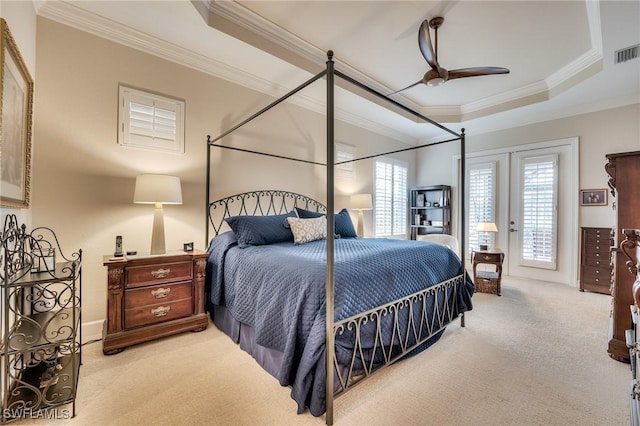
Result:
[388, 79, 424, 96]
[418, 20, 439, 70]
[447, 67, 510, 80]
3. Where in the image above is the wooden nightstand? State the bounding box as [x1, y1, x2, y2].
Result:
[472, 248, 505, 296]
[102, 250, 209, 355]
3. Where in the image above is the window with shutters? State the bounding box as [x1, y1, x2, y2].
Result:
[336, 142, 355, 178]
[375, 158, 407, 237]
[520, 154, 558, 269]
[118, 85, 185, 153]
[467, 162, 496, 252]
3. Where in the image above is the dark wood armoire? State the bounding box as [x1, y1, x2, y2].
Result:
[605, 151, 640, 362]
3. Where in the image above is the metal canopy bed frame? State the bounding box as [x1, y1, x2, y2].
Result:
[205, 51, 466, 425]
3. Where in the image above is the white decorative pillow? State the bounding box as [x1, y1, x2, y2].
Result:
[286, 216, 327, 245]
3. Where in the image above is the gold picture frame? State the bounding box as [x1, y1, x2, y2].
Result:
[1, 18, 33, 208]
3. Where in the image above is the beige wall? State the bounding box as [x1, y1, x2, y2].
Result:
[417, 103, 639, 225]
[32, 18, 412, 338]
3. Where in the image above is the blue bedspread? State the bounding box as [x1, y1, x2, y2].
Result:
[206, 232, 474, 416]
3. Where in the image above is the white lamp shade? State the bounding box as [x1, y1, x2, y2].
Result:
[476, 222, 498, 233]
[134, 174, 183, 205]
[350, 193, 373, 210]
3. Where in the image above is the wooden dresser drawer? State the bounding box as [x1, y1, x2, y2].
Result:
[125, 298, 194, 329]
[125, 281, 192, 308]
[585, 252, 611, 267]
[126, 261, 192, 288]
[581, 265, 611, 285]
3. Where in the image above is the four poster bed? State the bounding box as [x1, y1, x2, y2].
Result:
[204, 51, 473, 424]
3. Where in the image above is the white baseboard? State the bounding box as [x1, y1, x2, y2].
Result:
[82, 320, 103, 344]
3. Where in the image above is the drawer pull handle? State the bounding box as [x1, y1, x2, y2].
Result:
[595, 270, 599, 274]
[595, 254, 599, 257]
[151, 306, 171, 317]
[483, 256, 491, 260]
[595, 278, 599, 282]
[151, 288, 171, 298]
[151, 268, 170, 279]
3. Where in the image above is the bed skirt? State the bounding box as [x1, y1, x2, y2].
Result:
[212, 304, 286, 380]
[210, 302, 446, 404]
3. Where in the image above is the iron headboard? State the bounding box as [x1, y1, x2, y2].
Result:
[207, 190, 327, 239]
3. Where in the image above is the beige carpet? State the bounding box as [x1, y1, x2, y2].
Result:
[16, 277, 630, 425]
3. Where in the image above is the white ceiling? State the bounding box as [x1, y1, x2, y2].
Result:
[36, 0, 640, 143]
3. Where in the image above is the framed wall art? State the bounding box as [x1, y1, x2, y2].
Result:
[1, 18, 33, 208]
[580, 189, 607, 206]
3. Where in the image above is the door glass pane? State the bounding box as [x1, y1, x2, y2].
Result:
[520, 155, 558, 269]
[467, 162, 496, 252]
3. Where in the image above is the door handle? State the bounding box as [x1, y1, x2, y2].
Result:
[510, 228, 518, 232]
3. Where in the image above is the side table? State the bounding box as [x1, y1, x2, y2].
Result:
[473, 248, 505, 296]
[102, 250, 209, 355]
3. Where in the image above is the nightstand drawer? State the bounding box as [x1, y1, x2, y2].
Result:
[125, 298, 193, 329]
[125, 281, 192, 308]
[476, 253, 502, 263]
[126, 261, 192, 288]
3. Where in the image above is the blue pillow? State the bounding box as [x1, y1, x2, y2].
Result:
[295, 207, 357, 238]
[225, 212, 295, 248]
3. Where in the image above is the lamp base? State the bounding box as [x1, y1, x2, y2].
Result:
[479, 244, 488, 251]
[150, 204, 166, 255]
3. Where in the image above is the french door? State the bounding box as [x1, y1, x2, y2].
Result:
[462, 138, 578, 285]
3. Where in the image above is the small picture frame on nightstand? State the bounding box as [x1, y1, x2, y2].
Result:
[416, 194, 425, 207]
[183, 242, 194, 251]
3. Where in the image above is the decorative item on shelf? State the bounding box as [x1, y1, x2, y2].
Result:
[31, 247, 55, 272]
[416, 194, 425, 207]
[433, 202, 440, 207]
[414, 214, 421, 226]
[476, 222, 498, 250]
[134, 174, 183, 255]
[349, 193, 372, 237]
[183, 242, 194, 251]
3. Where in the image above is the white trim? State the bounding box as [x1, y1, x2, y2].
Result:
[82, 320, 103, 344]
[453, 137, 579, 284]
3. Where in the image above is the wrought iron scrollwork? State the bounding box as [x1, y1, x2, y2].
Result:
[208, 190, 327, 236]
[1, 214, 81, 422]
[333, 275, 463, 395]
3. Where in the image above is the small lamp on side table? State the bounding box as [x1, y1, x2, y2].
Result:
[476, 221, 498, 251]
[134, 174, 183, 255]
[350, 193, 372, 237]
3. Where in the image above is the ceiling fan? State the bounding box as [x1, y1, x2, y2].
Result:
[390, 17, 509, 95]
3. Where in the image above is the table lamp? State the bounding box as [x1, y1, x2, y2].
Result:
[350, 193, 373, 237]
[476, 221, 498, 251]
[134, 174, 182, 254]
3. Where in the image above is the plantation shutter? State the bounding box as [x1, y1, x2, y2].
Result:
[375, 158, 407, 237]
[467, 162, 496, 252]
[393, 164, 408, 235]
[119, 86, 185, 153]
[520, 154, 558, 269]
[336, 143, 355, 178]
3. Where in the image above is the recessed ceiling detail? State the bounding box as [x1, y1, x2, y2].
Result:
[201, 0, 602, 123]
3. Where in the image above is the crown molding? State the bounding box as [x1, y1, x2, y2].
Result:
[205, 0, 604, 124]
[36, 0, 415, 144]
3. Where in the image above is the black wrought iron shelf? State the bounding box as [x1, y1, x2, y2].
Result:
[1, 308, 81, 354]
[4, 261, 81, 288]
[4, 354, 80, 421]
[1, 215, 82, 423]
